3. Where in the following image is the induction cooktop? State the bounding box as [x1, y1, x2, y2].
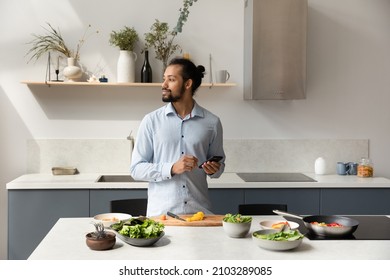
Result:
[236, 172, 317, 182]
[285, 216, 390, 240]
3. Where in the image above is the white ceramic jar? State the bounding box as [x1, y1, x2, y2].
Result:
[314, 157, 326, 175]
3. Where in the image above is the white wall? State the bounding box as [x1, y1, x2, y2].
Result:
[1, 0, 390, 259]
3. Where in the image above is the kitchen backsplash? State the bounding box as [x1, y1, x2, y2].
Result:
[27, 139, 368, 174]
[27, 139, 133, 173]
[223, 139, 368, 173]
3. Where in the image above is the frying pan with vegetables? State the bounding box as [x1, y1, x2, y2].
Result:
[273, 210, 359, 237]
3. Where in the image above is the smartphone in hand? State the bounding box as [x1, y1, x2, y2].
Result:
[199, 156, 223, 168]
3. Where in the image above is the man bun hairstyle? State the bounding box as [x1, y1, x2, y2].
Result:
[168, 57, 205, 95]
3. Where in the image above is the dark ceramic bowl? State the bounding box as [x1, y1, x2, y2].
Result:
[86, 232, 116, 250]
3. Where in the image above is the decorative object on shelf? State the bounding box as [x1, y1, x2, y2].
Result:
[54, 69, 62, 82]
[144, 20, 179, 73]
[109, 26, 139, 83]
[63, 57, 83, 82]
[141, 50, 153, 83]
[50, 55, 63, 82]
[109, 26, 139, 51]
[116, 50, 137, 83]
[87, 74, 99, 83]
[21, 80, 235, 88]
[144, 0, 198, 72]
[45, 52, 62, 83]
[26, 23, 98, 82]
[99, 75, 108, 83]
[216, 70, 230, 83]
[85, 222, 116, 251]
[26, 23, 98, 62]
[208, 53, 214, 88]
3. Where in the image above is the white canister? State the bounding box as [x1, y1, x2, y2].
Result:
[314, 157, 326, 175]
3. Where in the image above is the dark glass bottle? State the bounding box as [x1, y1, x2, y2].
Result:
[141, 50, 152, 83]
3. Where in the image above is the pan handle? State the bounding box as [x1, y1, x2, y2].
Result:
[273, 210, 304, 220]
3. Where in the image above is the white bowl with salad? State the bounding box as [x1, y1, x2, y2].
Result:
[93, 213, 132, 228]
[252, 229, 304, 251]
[222, 213, 252, 238]
[259, 220, 299, 230]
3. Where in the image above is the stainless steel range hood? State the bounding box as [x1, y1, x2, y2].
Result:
[244, 0, 308, 100]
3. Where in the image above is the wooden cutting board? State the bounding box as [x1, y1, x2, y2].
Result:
[152, 215, 224, 227]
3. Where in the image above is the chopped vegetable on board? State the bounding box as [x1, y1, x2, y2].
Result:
[186, 211, 205, 222]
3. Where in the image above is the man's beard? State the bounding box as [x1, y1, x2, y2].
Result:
[162, 83, 186, 103]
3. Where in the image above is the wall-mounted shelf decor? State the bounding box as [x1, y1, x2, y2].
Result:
[21, 81, 236, 88]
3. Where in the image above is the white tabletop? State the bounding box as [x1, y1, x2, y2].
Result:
[28, 216, 390, 260]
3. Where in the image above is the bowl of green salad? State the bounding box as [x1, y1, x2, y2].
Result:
[222, 213, 252, 238]
[110, 216, 165, 247]
[252, 229, 304, 251]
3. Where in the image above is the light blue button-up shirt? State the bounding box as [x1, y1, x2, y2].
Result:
[130, 102, 225, 217]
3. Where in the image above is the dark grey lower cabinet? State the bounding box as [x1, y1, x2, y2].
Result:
[209, 189, 244, 214]
[8, 189, 89, 260]
[243, 188, 321, 215]
[209, 188, 321, 215]
[321, 188, 390, 215]
[90, 189, 147, 216]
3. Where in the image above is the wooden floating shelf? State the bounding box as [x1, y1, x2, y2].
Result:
[21, 81, 236, 88]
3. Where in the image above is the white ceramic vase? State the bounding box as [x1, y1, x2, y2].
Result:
[314, 157, 327, 175]
[63, 57, 83, 82]
[117, 50, 137, 83]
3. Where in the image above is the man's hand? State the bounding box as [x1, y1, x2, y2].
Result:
[171, 155, 199, 175]
[200, 161, 221, 175]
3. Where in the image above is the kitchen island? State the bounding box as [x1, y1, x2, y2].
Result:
[28, 216, 390, 260]
[7, 172, 390, 260]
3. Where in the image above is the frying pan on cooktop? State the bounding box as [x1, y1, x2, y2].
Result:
[273, 210, 359, 237]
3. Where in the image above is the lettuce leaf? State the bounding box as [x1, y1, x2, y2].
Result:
[254, 230, 304, 241]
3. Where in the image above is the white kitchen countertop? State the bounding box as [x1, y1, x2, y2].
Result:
[6, 172, 390, 190]
[28, 216, 390, 260]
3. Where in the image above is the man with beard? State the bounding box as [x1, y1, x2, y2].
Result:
[130, 58, 225, 217]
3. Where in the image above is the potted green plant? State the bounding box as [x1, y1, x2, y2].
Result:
[109, 26, 139, 83]
[144, 0, 198, 72]
[144, 20, 180, 72]
[109, 26, 139, 51]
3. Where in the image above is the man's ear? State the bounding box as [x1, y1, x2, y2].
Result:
[185, 79, 193, 89]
